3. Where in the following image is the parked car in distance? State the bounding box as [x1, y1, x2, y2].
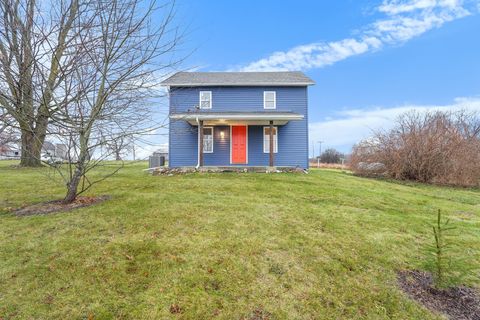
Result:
[41, 153, 64, 165]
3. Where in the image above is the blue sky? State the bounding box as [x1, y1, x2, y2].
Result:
[144, 0, 480, 158]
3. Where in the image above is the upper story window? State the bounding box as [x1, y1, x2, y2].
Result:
[264, 91, 276, 109]
[203, 127, 213, 153]
[199, 91, 212, 109]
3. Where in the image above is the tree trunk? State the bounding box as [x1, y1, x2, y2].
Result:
[63, 171, 81, 204]
[63, 134, 89, 204]
[63, 162, 84, 204]
[19, 129, 44, 167]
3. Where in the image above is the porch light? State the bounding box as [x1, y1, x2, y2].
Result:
[220, 130, 225, 139]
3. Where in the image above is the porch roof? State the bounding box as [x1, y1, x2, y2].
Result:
[170, 111, 303, 125]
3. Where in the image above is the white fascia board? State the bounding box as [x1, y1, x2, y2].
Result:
[170, 113, 304, 121]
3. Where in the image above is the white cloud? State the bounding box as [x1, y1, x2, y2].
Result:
[235, 0, 476, 71]
[378, 0, 460, 14]
[309, 96, 480, 154]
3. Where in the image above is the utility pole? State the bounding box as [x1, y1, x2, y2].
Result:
[311, 141, 315, 161]
[131, 135, 136, 161]
[317, 141, 323, 168]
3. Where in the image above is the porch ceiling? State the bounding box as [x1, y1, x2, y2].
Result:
[170, 111, 303, 126]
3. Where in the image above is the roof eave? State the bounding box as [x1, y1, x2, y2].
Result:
[170, 113, 304, 121]
[161, 82, 314, 87]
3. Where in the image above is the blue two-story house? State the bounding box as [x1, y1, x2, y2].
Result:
[161, 71, 315, 169]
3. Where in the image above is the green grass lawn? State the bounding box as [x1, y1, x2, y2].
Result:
[0, 161, 479, 319]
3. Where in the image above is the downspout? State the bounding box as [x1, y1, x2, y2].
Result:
[196, 117, 200, 169]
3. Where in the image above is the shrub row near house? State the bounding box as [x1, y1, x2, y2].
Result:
[350, 109, 480, 187]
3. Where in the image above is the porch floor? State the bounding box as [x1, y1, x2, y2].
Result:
[198, 166, 298, 173]
[151, 166, 306, 174]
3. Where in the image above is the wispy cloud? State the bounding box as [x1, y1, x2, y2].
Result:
[378, 0, 463, 14]
[236, 0, 476, 71]
[309, 96, 480, 154]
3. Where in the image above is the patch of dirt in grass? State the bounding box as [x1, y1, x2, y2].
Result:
[242, 307, 273, 320]
[14, 195, 111, 217]
[453, 210, 476, 220]
[397, 270, 480, 320]
[204, 278, 221, 291]
[169, 304, 182, 314]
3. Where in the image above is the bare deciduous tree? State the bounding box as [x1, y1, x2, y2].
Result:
[46, 0, 182, 203]
[0, 0, 82, 166]
[103, 135, 133, 161]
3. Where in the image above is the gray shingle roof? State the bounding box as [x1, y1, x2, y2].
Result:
[161, 71, 315, 87]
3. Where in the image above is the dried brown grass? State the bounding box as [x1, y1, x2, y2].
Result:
[309, 162, 350, 170]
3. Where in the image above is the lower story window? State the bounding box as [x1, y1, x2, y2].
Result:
[203, 127, 213, 153]
[263, 127, 278, 153]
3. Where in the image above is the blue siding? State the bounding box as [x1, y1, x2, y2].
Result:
[169, 120, 197, 167]
[170, 86, 306, 113]
[204, 126, 230, 166]
[169, 86, 309, 168]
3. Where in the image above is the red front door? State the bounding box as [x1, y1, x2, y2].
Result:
[231, 126, 247, 164]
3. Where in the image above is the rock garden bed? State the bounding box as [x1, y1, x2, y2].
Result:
[151, 166, 307, 175]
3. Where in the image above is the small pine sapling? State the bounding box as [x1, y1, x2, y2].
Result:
[431, 209, 455, 288]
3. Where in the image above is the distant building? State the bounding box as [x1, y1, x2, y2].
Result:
[42, 141, 55, 156]
[0, 141, 69, 160]
[42, 141, 68, 159]
[54, 143, 68, 159]
[153, 151, 168, 161]
[0, 144, 20, 160]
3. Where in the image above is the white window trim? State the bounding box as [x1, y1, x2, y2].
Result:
[263, 126, 278, 153]
[199, 91, 212, 109]
[203, 127, 214, 153]
[263, 91, 276, 109]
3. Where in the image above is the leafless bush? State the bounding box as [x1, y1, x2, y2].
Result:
[351, 109, 480, 187]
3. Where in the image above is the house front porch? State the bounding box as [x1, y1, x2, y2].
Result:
[169, 111, 306, 168]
